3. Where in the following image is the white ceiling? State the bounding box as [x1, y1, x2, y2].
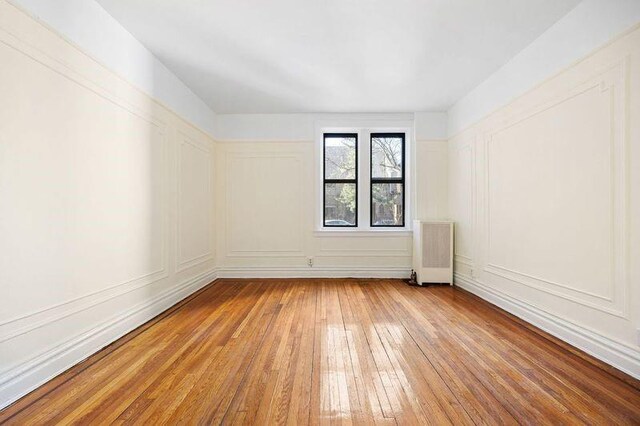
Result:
[95, 0, 580, 114]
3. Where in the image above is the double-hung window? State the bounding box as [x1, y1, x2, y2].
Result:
[323, 133, 358, 227]
[370, 133, 405, 227]
[322, 130, 407, 229]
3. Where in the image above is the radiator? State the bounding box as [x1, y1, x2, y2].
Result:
[412, 220, 454, 285]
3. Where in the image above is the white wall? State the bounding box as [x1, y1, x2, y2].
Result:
[414, 112, 449, 222]
[448, 0, 640, 137]
[214, 140, 413, 277]
[214, 112, 446, 142]
[449, 22, 640, 377]
[414, 112, 448, 141]
[8, 0, 217, 136]
[211, 111, 448, 276]
[213, 114, 316, 142]
[415, 140, 448, 221]
[0, 1, 216, 408]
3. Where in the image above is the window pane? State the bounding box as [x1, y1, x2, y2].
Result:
[325, 136, 356, 179]
[324, 183, 356, 226]
[371, 136, 403, 178]
[372, 183, 403, 226]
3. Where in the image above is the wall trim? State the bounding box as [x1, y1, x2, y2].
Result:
[214, 139, 313, 144]
[447, 19, 640, 139]
[451, 141, 476, 264]
[218, 266, 410, 279]
[3, 0, 217, 139]
[0, 266, 411, 409]
[477, 60, 630, 319]
[454, 273, 640, 380]
[0, 127, 171, 342]
[176, 132, 214, 272]
[13, 268, 636, 412]
[224, 151, 305, 258]
[0, 269, 219, 411]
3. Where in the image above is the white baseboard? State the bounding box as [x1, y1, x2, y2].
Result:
[454, 273, 640, 380]
[217, 266, 410, 279]
[0, 269, 218, 411]
[5, 269, 635, 413]
[0, 266, 406, 411]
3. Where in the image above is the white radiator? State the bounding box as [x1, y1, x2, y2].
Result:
[412, 220, 454, 285]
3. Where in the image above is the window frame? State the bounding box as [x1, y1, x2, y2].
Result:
[322, 132, 358, 228]
[369, 132, 405, 228]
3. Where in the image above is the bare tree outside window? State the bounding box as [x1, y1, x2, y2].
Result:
[371, 134, 405, 226]
[323, 134, 357, 226]
[322, 132, 405, 228]
[371, 136, 402, 177]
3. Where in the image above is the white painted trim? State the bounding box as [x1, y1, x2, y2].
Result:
[0, 269, 219, 411]
[454, 273, 640, 380]
[312, 230, 412, 237]
[447, 3, 640, 137]
[175, 133, 214, 273]
[218, 266, 410, 279]
[12, 267, 635, 413]
[0, 266, 409, 409]
[5, 0, 217, 136]
[314, 121, 414, 232]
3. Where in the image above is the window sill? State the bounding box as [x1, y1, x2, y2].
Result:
[313, 229, 412, 237]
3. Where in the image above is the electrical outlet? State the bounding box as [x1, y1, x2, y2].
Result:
[307, 257, 314, 267]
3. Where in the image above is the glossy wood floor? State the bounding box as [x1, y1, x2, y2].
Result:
[2, 279, 640, 425]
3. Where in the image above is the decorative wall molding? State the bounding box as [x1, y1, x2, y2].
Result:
[0, 4, 174, 331]
[0, 269, 219, 410]
[226, 252, 307, 258]
[317, 246, 409, 254]
[454, 274, 640, 380]
[313, 231, 413, 238]
[0, 103, 170, 344]
[483, 263, 615, 302]
[0, 5, 169, 133]
[451, 142, 476, 265]
[481, 265, 626, 318]
[454, 255, 473, 267]
[0, 0, 182, 339]
[1, 0, 217, 140]
[176, 132, 214, 272]
[217, 266, 410, 279]
[224, 151, 305, 258]
[482, 61, 629, 318]
[448, 25, 640, 375]
[316, 236, 411, 258]
[315, 253, 411, 258]
[0, 2, 218, 411]
[0, 265, 169, 343]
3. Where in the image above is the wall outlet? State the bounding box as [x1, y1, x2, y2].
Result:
[307, 257, 314, 267]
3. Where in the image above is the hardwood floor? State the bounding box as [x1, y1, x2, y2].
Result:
[2, 279, 640, 425]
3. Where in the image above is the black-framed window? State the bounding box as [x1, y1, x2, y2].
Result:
[370, 133, 405, 227]
[323, 133, 358, 227]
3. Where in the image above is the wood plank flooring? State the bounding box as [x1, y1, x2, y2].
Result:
[2, 278, 640, 425]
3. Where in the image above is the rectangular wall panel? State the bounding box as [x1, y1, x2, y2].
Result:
[0, 1, 217, 408]
[0, 40, 166, 321]
[177, 137, 213, 271]
[227, 154, 304, 255]
[487, 83, 613, 299]
[449, 24, 639, 377]
[450, 144, 474, 264]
